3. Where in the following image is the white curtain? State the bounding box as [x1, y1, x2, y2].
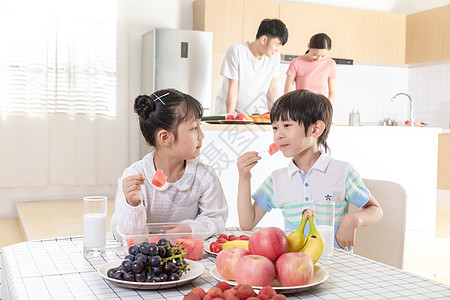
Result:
[0, 0, 128, 188]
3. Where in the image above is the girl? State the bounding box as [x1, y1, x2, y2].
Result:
[111, 89, 228, 238]
[284, 33, 337, 103]
[236, 89, 382, 249]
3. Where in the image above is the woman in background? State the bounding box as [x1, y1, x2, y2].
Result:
[284, 33, 336, 103]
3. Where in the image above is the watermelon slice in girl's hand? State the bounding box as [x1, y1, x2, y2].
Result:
[268, 143, 279, 155]
[152, 169, 167, 188]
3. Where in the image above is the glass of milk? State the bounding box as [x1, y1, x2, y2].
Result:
[311, 198, 335, 262]
[83, 196, 107, 256]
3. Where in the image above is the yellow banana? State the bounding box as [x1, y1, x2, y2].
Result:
[221, 240, 249, 251]
[286, 215, 308, 252]
[300, 212, 324, 264]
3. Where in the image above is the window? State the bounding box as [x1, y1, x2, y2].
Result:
[0, 0, 117, 120]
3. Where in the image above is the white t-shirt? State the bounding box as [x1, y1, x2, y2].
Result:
[111, 151, 228, 239]
[215, 42, 281, 115]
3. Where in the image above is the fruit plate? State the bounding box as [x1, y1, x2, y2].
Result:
[98, 259, 205, 290]
[210, 265, 328, 294]
[217, 120, 254, 124]
[203, 241, 218, 256]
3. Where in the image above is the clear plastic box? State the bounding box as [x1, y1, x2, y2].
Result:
[115, 223, 210, 260]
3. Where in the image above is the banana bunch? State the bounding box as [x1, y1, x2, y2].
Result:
[299, 210, 325, 264]
[286, 214, 308, 252]
[221, 240, 249, 251]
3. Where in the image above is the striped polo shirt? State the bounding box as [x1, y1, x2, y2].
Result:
[252, 152, 370, 249]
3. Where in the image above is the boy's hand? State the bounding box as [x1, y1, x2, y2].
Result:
[335, 214, 358, 249]
[122, 173, 145, 207]
[237, 151, 261, 179]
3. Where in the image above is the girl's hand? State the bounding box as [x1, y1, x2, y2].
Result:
[335, 214, 358, 249]
[237, 151, 261, 179]
[122, 173, 145, 207]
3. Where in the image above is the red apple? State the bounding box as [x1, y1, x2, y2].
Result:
[235, 113, 247, 120]
[234, 254, 275, 287]
[248, 227, 288, 262]
[275, 252, 314, 287]
[225, 114, 235, 120]
[216, 247, 249, 280]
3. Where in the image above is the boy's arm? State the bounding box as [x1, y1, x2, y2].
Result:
[335, 194, 383, 249]
[236, 151, 266, 230]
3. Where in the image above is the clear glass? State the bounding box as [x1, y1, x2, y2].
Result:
[83, 196, 107, 256]
[311, 199, 335, 262]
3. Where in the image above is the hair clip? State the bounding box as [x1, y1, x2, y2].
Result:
[152, 92, 169, 105]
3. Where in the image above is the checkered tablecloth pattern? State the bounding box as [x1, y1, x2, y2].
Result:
[1, 228, 450, 300]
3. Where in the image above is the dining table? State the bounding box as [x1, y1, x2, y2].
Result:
[1, 227, 450, 300]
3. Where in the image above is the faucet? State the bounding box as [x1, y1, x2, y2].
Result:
[391, 93, 415, 127]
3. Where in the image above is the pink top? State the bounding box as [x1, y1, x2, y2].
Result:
[286, 55, 336, 96]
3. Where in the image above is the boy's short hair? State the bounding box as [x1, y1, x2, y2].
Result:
[270, 89, 333, 152]
[256, 19, 288, 45]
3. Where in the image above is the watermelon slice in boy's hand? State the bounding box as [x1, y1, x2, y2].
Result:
[152, 169, 167, 188]
[268, 143, 279, 155]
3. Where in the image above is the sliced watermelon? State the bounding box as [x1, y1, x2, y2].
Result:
[152, 169, 167, 188]
[268, 143, 279, 155]
[125, 233, 136, 249]
[176, 238, 204, 261]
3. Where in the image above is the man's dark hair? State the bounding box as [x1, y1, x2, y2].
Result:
[256, 19, 288, 45]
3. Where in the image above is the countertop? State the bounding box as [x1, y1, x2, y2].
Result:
[2, 230, 450, 299]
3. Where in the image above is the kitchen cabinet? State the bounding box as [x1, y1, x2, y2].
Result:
[438, 133, 450, 191]
[279, 2, 402, 64]
[378, 13, 406, 64]
[406, 5, 448, 63]
[242, 0, 279, 43]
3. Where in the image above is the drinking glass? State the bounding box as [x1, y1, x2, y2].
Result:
[311, 198, 335, 262]
[83, 196, 107, 256]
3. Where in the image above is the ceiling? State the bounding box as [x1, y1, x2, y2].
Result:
[281, 0, 450, 15]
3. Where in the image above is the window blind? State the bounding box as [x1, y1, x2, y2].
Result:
[0, 0, 117, 120]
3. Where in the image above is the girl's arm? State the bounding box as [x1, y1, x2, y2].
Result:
[284, 75, 295, 94]
[236, 152, 266, 230]
[110, 175, 147, 240]
[328, 78, 336, 103]
[182, 167, 228, 236]
[335, 195, 383, 249]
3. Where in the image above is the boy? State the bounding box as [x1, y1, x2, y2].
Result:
[236, 89, 383, 249]
[214, 19, 288, 115]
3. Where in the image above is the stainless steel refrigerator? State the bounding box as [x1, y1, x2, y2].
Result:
[141, 28, 213, 110]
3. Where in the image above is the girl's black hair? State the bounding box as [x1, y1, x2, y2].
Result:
[134, 88, 203, 147]
[309, 33, 332, 50]
[270, 89, 333, 152]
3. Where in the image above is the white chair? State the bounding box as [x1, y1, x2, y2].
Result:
[350, 178, 407, 269]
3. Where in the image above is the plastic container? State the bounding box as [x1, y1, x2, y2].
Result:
[115, 223, 210, 261]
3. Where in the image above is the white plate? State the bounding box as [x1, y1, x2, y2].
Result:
[210, 265, 328, 294]
[98, 259, 205, 290]
[203, 241, 218, 256]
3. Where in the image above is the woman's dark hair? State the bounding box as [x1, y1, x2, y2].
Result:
[134, 88, 203, 147]
[309, 33, 332, 50]
[270, 89, 333, 152]
[256, 19, 288, 45]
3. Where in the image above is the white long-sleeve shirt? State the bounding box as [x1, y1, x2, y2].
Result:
[111, 151, 228, 239]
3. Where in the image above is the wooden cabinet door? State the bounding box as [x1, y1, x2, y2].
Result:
[378, 13, 406, 64]
[347, 9, 379, 63]
[406, 7, 444, 63]
[443, 5, 450, 60]
[242, 0, 279, 43]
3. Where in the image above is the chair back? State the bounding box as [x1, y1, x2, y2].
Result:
[350, 178, 407, 269]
